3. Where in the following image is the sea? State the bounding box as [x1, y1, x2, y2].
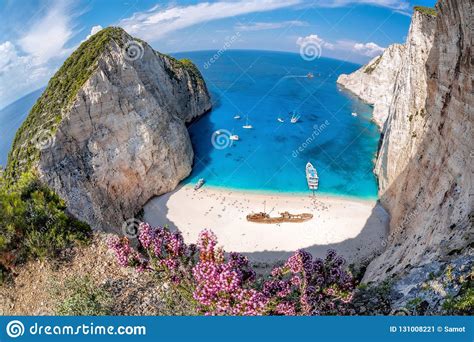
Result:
[0, 50, 379, 199]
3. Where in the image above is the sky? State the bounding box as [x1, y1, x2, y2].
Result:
[0, 0, 436, 109]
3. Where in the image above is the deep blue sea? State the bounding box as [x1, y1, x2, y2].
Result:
[0, 50, 379, 199]
[175, 50, 379, 199]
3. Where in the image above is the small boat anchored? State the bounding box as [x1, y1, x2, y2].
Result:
[234, 114, 241, 119]
[306, 162, 319, 194]
[351, 112, 358, 117]
[290, 112, 300, 124]
[246, 211, 313, 224]
[277, 117, 284, 123]
[306, 72, 314, 79]
[194, 178, 205, 190]
[242, 116, 253, 129]
[230, 134, 239, 141]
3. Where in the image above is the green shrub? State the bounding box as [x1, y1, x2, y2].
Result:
[53, 276, 112, 315]
[414, 6, 437, 17]
[0, 171, 91, 267]
[443, 280, 474, 315]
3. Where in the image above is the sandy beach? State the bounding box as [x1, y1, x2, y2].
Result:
[143, 186, 389, 265]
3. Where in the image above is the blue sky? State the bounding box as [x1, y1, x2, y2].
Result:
[0, 0, 436, 108]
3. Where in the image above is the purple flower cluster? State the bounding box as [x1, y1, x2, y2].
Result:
[265, 249, 354, 315]
[108, 223, 355, 316]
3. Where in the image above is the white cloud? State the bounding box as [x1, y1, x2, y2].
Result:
[118, 0, 302, 41]
[296, 34, 335, 50]
[0, 42, 50, 108]
[18, 2, 74, 63]
[353, 42, 385, 57]
[86, 25, 103, 40]
[0, 2, 75, 108]
[295, 35, 386, 59]
[315, 0, 409, 11]
[235, 20, 307, 32]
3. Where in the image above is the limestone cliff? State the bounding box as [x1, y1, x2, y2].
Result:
[6, 27, 212, 232]
[363, 1, 473, 283]
[337, 44, 405, 128]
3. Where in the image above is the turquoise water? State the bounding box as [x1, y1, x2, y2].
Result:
[174, 50, 380, 199]
[0, 50, 379, 199]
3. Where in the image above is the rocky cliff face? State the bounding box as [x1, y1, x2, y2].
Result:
[362, 0, 473, 283]
[7, 27, 211, 232]
[337, 44, 405, 128]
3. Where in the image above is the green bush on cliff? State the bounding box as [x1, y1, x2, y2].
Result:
[0, 171, 91, 270]
[414, 6, 437, 17]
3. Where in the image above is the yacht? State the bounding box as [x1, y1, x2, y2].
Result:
[290, 112, 300, 124]
[242, 116, 253, 129]
[230, 134, 239, 141]
[306, 162, 319, 193]
[277, 118, 284, 123]
[194, 178, 205, 190]
[351, 112, 358, 117]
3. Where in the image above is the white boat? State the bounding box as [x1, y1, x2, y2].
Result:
[234, 115, 241, 119]
[290, 112, 300, 124]
[194, 178, 205, 190]
[215, 130, 222, 135]
[277, 118, 284, 123]
[306, 162, 319, 193]
[306, 72, 314, 79]
[230, 134, 239, 141]
[242, 116, 253, 129]
[351, 112, 358, 117]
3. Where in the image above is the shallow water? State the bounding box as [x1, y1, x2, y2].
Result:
[174, 50, 379, 199]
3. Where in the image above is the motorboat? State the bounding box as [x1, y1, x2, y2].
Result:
[194, 178, 205, 190]
[290, 112, 300, 123]
[306, 162, 319, 193]
[242, 116, 253, 129]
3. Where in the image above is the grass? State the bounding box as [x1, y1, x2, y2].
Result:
[0, 171, 91, 272]
[53, 276, 113, 315]
[414, 6, 437, 17]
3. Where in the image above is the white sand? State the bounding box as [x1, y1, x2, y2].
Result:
[143, 186, 389, 265]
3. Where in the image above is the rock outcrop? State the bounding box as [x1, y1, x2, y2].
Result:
[7, 27, 211, 232]
[360, 1, 473, 283]
[337, 44, 405, 128]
